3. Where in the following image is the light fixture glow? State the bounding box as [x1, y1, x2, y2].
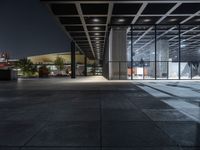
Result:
[93, 18, 100, 22]
[94, 33, 100, 36]
[118, 18, 125, 22]
[143, 19, 151, 22]
[94, 27, 100, 30]
[169, 18, 177, 22]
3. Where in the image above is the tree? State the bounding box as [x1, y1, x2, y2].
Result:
[54, 56, 64, 72]
[15, 58, 37, 77]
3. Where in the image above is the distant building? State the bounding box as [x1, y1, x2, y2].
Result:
[27, 52, 97, 76]
[27, 52, 94, 65]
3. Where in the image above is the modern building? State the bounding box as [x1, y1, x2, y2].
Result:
[1, 1, 200, 149]
[41, 0, 200, 80]
[28, 52, 102, 76]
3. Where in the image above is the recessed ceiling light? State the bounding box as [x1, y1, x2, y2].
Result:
[95, 37, 100, 40]
[169, 18, 177, 22]
[143, 19, 151, 22]
[94, 27, 100, 30]
[93, 18, 100, 23]
[94, 33, 100, 36]
[118, 18, 125, 22]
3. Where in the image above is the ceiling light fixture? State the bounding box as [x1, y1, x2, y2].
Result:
[93, 18, 100, 22]
[94, 27, 100, 30]
[169, 18, 177, 22]
[118, 18, 125, 22]
[143, 19, 151, 22]
[94, 33, 100, 36]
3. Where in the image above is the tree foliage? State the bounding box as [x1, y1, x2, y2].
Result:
[16, 58, 37, 77]
[54, 56, 64, 71]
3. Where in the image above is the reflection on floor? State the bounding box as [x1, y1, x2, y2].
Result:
[0, 77, 200, 150]
[139, 81, 200, 123]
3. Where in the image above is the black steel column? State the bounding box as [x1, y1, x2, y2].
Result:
[84, 55, 87, 76]
[131, 25, 133, 80]
[178, 25, 181, 80]
[155, 25, 157, 80]
[71, 41, 76, 78]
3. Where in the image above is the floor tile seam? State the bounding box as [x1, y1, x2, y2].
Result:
[126, 96, 164, 117]
[165, 107, 200, 124]
[41, 120, 100, 123]
[129, 104, 181, 148]
[99, 95, 103, 150]
[0, 145, 188, 148]
[149, 120, 186, 148]
[2, 120, 196, 124]
[22, 120, 50, 147]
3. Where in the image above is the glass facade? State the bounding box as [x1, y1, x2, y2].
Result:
[110, 24, 200, 80]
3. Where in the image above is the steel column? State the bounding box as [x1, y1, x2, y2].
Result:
[71, 41, 76, 78]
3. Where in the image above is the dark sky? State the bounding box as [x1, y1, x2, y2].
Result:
[0, 0, 71, 59]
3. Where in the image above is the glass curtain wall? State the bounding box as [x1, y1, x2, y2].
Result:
[180, 25, 200, 79]
[130, 25, 155, 79]
[156, 25, 179, 79]
[126, 24, 200, 80]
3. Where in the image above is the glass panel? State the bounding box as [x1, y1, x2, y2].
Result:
[181, 25, 200, 62]
[156, 61, 168, 79]
[131, 25, 155, 80]
[156, 25, 179, 80]
[127, 61, 132, 80]
[192, 62, 200, 79]
[132, 61, 144, 79]
[132, 25, 155, 62]
[180, 62, 191, 79]
[87, 65, 95, 76]
[156, 25, 179, 62]
[95, 66, 102, 76]
[144, 61, 155, 79]
[168, 62, 179, 79]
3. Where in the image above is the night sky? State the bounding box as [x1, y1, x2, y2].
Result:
[0, 0, 71, 59]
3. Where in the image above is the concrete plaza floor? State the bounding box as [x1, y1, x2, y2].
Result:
[0, 76, 200, 150]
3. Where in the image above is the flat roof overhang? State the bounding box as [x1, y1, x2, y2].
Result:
[41, 0, 200, 60]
